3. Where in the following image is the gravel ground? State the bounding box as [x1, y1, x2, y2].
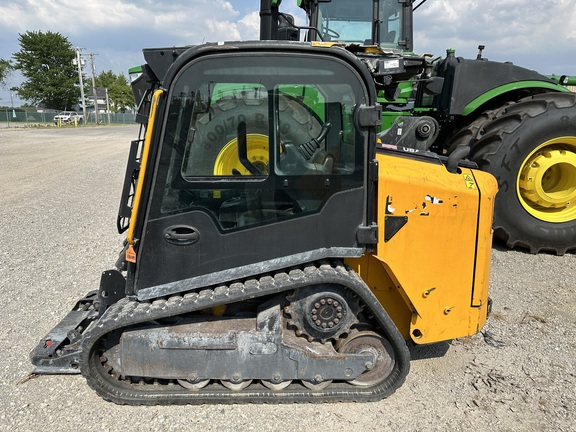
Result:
[0, 126, 574, 432]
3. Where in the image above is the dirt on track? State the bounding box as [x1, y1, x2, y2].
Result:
[0, 126, 574, 431]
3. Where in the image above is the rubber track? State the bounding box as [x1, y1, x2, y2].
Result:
[80, 260, 410, 405]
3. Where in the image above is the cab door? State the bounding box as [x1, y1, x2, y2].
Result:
[132, 46, 374, 300]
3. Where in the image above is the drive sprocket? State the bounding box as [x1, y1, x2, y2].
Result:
[284, 284, 362, 343]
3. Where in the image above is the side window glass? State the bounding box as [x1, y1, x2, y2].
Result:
[274, 84, 357, 176]
[319, 0, 372, 43]
[381, 2, 402, 45]
[152, 55, 367, 233]
[183, 83, 269, 178]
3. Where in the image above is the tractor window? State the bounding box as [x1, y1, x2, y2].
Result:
[317, 0, 403, 47]
[150, 53, 368, 232]
[274, 84, 357, 177]
[181, 83, 270, 178]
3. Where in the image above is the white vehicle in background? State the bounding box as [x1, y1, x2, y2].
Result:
[53, 111, 83, 125]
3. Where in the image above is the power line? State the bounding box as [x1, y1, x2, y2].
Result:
[413, 0, 429, 11]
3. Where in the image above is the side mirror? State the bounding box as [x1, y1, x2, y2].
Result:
[278, 14, 300, 41]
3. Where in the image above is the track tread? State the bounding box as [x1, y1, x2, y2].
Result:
[80, 260, 410, 405]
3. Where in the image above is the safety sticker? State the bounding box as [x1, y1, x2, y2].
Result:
[463, 173, 477, 190]
[126, 245, 137, 263]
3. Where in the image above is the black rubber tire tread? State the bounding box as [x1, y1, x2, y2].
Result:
[468, 92, 576, 255]
[190, 94, 322, 175]
[445, 103, 513, 153]
[80, 261, 410, 405]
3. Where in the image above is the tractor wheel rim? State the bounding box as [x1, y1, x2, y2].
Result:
[517, 137, 576, 223]
[213, 134, 269, 176]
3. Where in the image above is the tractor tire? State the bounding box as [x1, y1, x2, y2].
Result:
[469, 92, 576, 255]
[191, 95, 322, 176]
[445, 103, 511, 154]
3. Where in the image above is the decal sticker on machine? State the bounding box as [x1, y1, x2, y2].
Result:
[463, 173, 477, 190]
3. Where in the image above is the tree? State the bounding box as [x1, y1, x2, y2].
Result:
[12, 31, 79, 110]
[94, 70, 135, 112]
[0, 58, 12, 89]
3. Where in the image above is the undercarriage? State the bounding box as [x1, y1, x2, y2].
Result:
[32, 261, 410, 405]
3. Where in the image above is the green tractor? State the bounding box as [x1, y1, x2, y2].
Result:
[258, 0, 576, 255]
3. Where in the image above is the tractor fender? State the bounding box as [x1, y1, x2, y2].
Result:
[432, 55, 568, 117]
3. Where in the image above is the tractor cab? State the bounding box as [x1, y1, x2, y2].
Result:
[299, 0, 413, 51]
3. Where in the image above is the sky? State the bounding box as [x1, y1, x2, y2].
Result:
[0, 0, 575, 107]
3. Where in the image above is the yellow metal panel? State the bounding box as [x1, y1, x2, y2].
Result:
[346, 254, 413, 339]
[127, 89, 164, 245]
[469, 169, 497, 310]
[362, 152, 497, 344]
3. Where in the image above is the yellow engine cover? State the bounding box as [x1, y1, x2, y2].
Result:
[348, 150, 498, 344]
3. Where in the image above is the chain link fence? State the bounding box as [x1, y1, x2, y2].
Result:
[0, 108, 136, 127]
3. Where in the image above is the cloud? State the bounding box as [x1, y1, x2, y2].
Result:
[0, 0, 253, 84]
[238, 11, 261, 40]
[414, 0, 576, 74]
[0, 1, 142, 34]
[0, 0, 253, 104]
[1, 0, 575, 106]
[0, 0, 244, 49]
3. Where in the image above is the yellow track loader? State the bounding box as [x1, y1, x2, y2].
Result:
[31, 41, 497, 404]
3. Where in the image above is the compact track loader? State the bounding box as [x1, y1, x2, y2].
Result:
[31, 41, 497, 405]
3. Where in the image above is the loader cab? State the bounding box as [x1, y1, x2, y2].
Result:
[128, 43, 380, 297]
[301, 0, 413, 51]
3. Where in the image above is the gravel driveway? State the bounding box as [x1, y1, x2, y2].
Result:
[0, 126, 574, 431]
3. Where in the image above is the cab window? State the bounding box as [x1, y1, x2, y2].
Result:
[150, 53, 368, 232]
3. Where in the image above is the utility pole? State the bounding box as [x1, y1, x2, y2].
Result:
[105, 88, 111, 125]
[88, 53, 100, 125]
[73, 49, 87, 124]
